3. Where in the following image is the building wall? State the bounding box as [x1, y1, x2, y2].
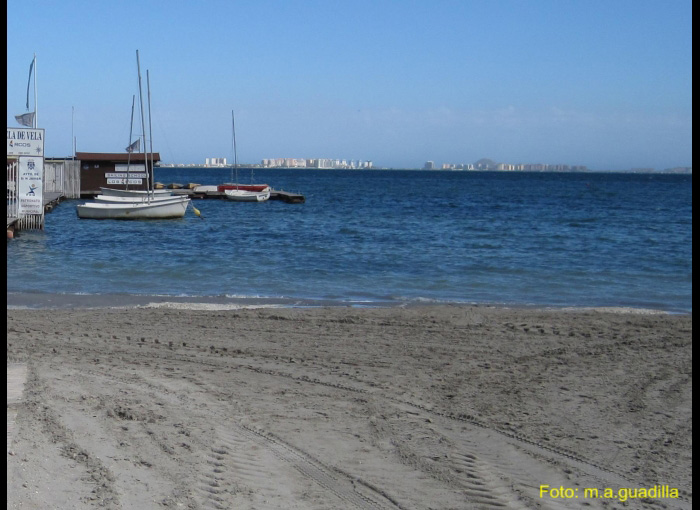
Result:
[76, 153, 158, 193]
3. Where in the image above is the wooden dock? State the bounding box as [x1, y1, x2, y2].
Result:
[7, 192, 64, 236]
[169, 188, 305, 203]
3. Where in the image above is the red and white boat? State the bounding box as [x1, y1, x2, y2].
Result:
[221, 111, 271, 201]
[217, 183, 270, 193]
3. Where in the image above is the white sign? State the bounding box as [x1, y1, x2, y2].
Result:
[18, 156, 44, 214]
[7, 128, 44, 157]
[115, 164, 146, 175]
[106, 172, 148, 178]
[107, 178, 144, 185]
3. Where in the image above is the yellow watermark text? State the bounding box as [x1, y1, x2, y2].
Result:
[539, 484, 679, 502]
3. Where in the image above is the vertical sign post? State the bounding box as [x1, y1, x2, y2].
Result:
[7, 127, 45, 216]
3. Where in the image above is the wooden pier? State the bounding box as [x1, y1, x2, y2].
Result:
[175, 188, 306, 203]
[7, 158, 80, 238]
[7, 192, 64, 237]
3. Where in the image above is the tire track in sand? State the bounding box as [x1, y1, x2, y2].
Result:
[194, 423, 404, 510]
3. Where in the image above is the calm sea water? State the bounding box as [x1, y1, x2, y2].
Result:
[7, 169, 692, 312]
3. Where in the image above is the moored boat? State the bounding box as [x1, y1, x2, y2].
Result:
[218, 183, 270, 193]
[223, 110, 270, 202]
[224, 188, 271, 202]
[78, 50, 193, 220]
[77, 196, 190, 219]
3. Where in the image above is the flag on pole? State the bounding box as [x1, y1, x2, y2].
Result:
[25, 57, 35, 110]
[15, 112, 35, 127]
[15, 56, 36, 127]
[125, 139, 141, 153]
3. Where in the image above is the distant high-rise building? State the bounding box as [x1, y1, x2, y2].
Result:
[205, 158, 227, 167]
[424, 161, 435, 170]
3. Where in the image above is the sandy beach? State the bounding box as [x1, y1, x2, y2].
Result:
[7, 305, 692, 509]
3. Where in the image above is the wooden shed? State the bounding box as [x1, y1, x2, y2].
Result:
[76, 152, 160, 195]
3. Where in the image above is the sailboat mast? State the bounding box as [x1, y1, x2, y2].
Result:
[232, 110, 239, 189]
[147, 70, 155, 196]
[33, 54, 38, 128]
[136, 50, 150, 199]
[126, 95, 135, 190]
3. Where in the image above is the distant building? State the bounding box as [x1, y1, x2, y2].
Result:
[430, 158, 588, 172]
[205, 158, 227, 167]
[262, 158, 372, 169]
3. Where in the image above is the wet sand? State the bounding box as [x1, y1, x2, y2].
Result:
[6, 305, 692, 509]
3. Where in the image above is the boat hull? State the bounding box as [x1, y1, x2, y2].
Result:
[77, 197, 191, 219]
[224, 189, 271, 202]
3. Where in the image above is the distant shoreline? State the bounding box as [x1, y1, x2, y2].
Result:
[153, 165, 692, 174]
[6, 291, 689, 315]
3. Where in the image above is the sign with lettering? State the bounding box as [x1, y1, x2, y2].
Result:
[107, 178, 144, 185]
[114, 164, 146, 176]
[18, 156, 44, 214]
[106, 172, 148, 179]
[7, 128, 44, 156]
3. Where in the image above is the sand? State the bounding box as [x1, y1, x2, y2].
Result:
[6, 305, 692, 509]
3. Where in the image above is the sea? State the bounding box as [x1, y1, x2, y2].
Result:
[6, 169, 692, 313]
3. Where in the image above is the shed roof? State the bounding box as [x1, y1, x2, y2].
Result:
[76, 152, 161, 162]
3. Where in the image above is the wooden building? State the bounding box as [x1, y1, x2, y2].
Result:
[76, 152, 160, 195]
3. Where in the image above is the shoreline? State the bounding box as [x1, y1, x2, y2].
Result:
[7, 305, 692, 509]
[7, 290, 691, 315]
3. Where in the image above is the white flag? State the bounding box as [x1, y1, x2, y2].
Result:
[15, 112, 35, 127]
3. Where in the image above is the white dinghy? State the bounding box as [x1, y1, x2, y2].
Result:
[224, 188, 271, 202]
[224, 110, 270, 203]
[76, 196, 190, 220]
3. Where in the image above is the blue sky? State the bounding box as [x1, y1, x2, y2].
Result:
[7, 0, 692, 170]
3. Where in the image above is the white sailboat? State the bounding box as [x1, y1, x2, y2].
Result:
[224, 187, 271, 202]
[76, 198, 190, 219]
[78, 50, 190, 220]
[224, 110, 270, 203]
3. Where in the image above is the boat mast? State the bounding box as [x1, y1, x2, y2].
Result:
[126, 95, 135, 190]
[33, 54, 38, 128]
[147, 70, 155, 197]
[136, 50, 150, 200]
[232, 110, 239, 189]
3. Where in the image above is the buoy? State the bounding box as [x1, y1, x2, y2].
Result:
[7, 229, 14, 239]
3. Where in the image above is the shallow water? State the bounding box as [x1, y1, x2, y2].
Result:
[7, 169, 692, 312]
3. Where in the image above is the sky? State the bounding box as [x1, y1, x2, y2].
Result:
[6, 0, 692, 170]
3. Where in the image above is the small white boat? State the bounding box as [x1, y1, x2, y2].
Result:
[100, 187, 173, 197]
[77, 196, 191, 219]
[224, 111, 271, 203]
[224, 188, 271, 202]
